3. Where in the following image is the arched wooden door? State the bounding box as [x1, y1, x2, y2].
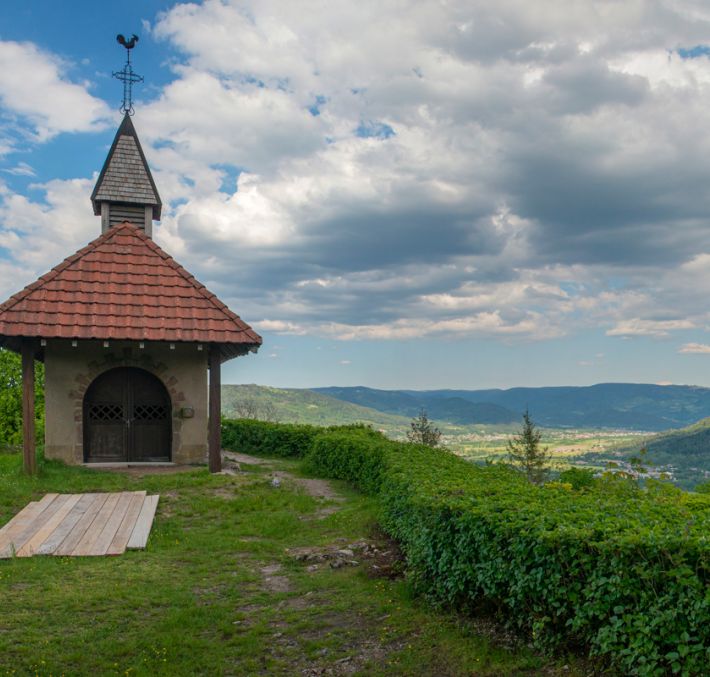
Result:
[84, 367, 172, 462]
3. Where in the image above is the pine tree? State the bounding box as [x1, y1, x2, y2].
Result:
[506, 409, 550, 485]
[407, 408, 442, 447]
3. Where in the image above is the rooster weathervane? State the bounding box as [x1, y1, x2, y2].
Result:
[113, 33, 143, 115]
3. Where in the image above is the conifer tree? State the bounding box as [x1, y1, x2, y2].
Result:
[507, 409, 550, 484]
[407, 408, 442, 447]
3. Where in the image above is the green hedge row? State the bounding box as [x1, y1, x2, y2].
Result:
[221, 418, 710, 675]
[222, 419, 321, 457]
[303, 426, 393, 495]
[221, 419, 373, 459]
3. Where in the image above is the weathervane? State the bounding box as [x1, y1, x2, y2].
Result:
[113, 34, 143, 115]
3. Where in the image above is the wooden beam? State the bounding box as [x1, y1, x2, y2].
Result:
[21, 339, 36, 475]
[208, 344, 222, 473]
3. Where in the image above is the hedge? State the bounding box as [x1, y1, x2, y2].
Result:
[222, 419, 322, 458]
[221, 419, 710, 675]
[303, 427, 394, 495]
[221, 419, 374, 459]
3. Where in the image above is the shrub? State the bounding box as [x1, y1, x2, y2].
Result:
[303, 427, 394, 494]
[221, 418, 373, 459]
[224, 418, 710, 674]
[378, 446, 710, 674]
[221, 419, 321, 458]
[558, 466, 596, 490]
[0, 348, 45, 447]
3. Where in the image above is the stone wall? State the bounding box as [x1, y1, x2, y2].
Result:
[44, 340, 208, 465]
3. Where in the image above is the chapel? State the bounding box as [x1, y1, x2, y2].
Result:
[0, 113, 261, 473]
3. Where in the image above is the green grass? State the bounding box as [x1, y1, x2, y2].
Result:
[0, 452, 583, 676]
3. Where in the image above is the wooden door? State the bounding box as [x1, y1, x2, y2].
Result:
[130, 369, 171, 462]
[84, 367, 171, 462]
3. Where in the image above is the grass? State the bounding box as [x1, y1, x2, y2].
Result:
[1, 451, 585, 676]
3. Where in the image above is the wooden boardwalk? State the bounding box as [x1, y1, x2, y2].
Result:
[0, 492, 159, 558]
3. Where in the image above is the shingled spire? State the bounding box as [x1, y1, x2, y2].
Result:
[90, 113, 162, 236]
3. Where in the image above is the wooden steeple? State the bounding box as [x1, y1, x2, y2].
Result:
[90, 113, 162, 236]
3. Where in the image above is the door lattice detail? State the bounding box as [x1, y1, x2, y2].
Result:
[133, 404, 169, 422]
[88, 403, 124, 423]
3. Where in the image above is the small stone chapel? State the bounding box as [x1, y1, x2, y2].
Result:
[0, 112, 262, 473]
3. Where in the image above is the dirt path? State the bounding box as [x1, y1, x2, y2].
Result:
[222, 450, 345, 503]
[222, 450, 273, 466]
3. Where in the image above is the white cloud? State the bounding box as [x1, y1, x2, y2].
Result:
[606, 319, 695, 337]
[679, 342, 710, 354]
[3, 162, 35, 177]
[8, 1, 710, 350]
[253, 319, 307, 335]
[136, 0, 710, 342]
[316, 310, 562, 341]
[0, 177, 97, 298]
[0, 41, 111, 142]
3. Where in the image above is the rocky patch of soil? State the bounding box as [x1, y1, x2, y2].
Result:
[260, 563, 292, 592]
[287, 539, 403, 578]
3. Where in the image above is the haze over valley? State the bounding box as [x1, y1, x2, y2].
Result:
[223, 381, 710, 489]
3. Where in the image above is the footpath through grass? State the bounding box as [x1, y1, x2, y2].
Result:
[1, 452, 582, 676]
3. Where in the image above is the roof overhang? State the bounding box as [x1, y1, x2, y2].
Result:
[0, 336, 259, 365]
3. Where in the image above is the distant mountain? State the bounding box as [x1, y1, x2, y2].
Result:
[315, 386, 518, 425]
[315, 383, 710, 431]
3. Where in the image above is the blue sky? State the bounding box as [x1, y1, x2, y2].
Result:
[4, 1, 710, 389]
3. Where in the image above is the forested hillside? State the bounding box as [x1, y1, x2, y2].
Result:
[607, 417, 710, 487]
[221, 384, 413, 433]
[317, 383, 710, 430]
[315, 386, 518, 424]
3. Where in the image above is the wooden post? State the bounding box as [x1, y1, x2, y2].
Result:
[21, 339, 36, 475]
[208, 344, 222, 473]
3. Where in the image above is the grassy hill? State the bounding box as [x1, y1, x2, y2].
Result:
[222, 384, 416, 435]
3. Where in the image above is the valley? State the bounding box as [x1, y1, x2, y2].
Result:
[222, 383, 710, 489]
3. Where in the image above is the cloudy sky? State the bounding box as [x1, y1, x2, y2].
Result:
[3, 0, 710, 389]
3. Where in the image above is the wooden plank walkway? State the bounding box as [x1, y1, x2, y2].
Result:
[0, 492, 159, 558]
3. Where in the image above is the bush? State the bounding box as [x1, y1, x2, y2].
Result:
[378, 448, 710, 674]
[221, 418, 374, 459]
[221, 418, 321, 458]
[222, 418, 710, 674]
[303, 427, 394, 494]
[0, 348, 45, 447]
[558, 466, 596, 490]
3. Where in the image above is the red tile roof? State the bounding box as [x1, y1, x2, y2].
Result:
[0, 222, 262, 355]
